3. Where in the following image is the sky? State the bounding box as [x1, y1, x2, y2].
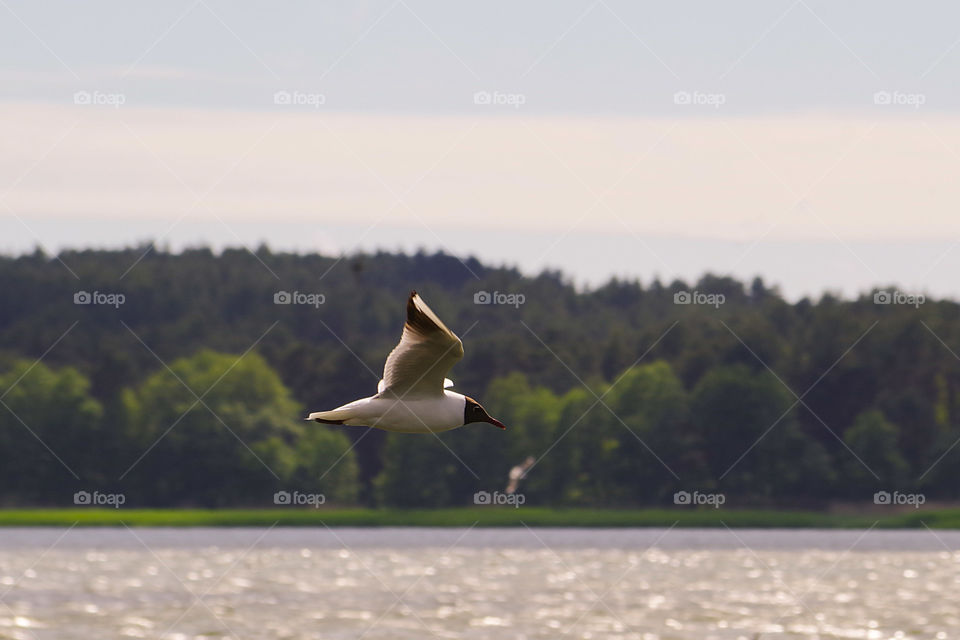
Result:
[3, 0, 960, 299]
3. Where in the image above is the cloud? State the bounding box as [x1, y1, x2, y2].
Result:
[2, 103, 959, 245]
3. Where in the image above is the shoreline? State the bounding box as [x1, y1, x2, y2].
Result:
[0, 507, 953, 528]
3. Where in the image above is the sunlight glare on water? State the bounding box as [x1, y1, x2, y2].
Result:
[0, 528, 958, 639]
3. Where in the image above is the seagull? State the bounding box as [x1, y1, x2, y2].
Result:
[505, 456, 535, 495]
[306, 291, 507, 433]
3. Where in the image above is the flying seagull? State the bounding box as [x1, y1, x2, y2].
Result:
[307, 292, 507, 433]
[505, 456, 535, 495]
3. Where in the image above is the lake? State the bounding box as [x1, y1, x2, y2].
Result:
[1, 527, 958, 639]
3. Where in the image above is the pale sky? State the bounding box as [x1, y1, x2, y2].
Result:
[3, 0, 960, 298]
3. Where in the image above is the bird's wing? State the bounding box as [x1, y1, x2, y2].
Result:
[379, 292, 464, 397]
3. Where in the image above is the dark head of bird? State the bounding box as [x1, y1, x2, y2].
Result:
[463, 396, 506, 429]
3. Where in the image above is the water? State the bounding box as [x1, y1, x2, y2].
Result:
[1, 527, 958, 639]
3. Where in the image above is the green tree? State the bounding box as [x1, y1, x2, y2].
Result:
[481, 373, 562, 498]
[544, 387, 602, 505]
[602, 361, 702, 504]
[691, 365, 835, 502]
[288, 425, 360, 504]
[122, 350, 356, 506]
[373, 433, 461, 507]
[842, 409, 908, 495]
[0, 360, 103, 504]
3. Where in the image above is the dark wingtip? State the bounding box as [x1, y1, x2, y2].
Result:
[405, 290, 434, 335]
[407, 291, 418, 316]
[406, 293, 417, 322]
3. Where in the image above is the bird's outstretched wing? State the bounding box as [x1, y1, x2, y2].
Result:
[379, 292, 464, 397]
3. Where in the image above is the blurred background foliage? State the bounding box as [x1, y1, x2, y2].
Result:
[0, 246, 956, 507]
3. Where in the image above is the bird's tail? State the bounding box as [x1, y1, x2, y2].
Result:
[305, 409, 348, 424]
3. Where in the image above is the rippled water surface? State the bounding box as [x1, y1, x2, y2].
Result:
[1, 527, 959, 639]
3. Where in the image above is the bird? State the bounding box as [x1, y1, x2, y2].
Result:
[505, 456, 535, 495]
[306, 291, 507, 433]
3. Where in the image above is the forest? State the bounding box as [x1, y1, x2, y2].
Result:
[0, 245, 957, 508]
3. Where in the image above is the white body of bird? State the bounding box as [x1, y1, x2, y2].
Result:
[308, 391, 467, 433]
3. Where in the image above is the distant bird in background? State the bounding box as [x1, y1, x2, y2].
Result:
[506, 456, 535, 495]
[307, 291, 507, 433]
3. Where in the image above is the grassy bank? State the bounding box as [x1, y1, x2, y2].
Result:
[0, 507, 956, 528]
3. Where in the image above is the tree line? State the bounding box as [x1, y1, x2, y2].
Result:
[0, 246, 957, 507]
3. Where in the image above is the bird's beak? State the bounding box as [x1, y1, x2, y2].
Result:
[486, 416, 507, 430]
